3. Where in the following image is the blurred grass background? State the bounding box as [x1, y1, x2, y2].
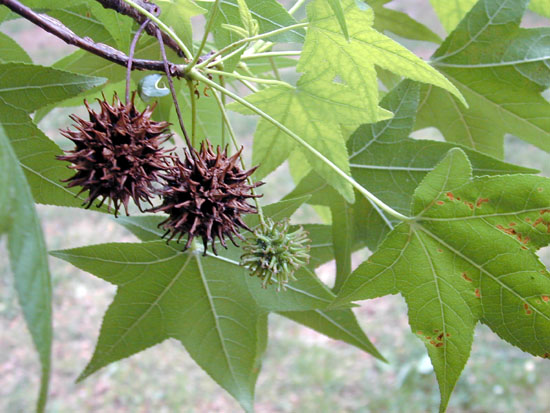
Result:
[1, 1, 550, 412]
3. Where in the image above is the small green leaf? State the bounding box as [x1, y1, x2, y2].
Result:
[0, 124, 52, 413]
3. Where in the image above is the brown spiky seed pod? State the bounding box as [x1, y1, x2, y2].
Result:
[151, 140, 263, 254]
[57, 93, 173, 216]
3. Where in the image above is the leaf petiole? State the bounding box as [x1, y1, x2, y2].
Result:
[204, 68, 293, 88]
[194, 22, 309, 70]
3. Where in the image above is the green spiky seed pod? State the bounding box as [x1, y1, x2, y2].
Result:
[240, 218, 310, 291]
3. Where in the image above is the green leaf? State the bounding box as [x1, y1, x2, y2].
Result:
[335, 148, 550, 411]
[0, 32, 32, 63]
[368, 0, 441, 43]
[300, 0, 465, 110]
[530, 0, 550, 18]
[0, 110, 100, 208]
[0, 62, 106, 113]
[89, 1, 133, 51]
[286, 80, 534, 253]
[0, 63, 106, 208]
[229, 71, 387, 203]
[419, 0, 550, 157]
[48, 3, 115, 45]
[350, 81, 536, 216]
[428, 0, 476, 33]
[279, 308, 385, 360]
[0, 124, 52, 413]
[326, 0, 350, 40]
[156, 0, 207, 53]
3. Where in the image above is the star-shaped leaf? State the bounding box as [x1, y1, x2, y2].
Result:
[230, 72, 390, 203]
[299, 0, 464, 108]
[335, 148, 550, 411]
[418, 0, 550, 157]
[52, 197, 382, 411]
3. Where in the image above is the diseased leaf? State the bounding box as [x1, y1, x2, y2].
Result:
[0, 124, 52, 413]
[335, 148, 550, 412]
[419, 0, 550, 157]
[286, 80, 534, 253]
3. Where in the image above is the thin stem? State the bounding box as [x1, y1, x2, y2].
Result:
[211, 43, 249, 68]
[238, 79, 259, 93]
[220, 75, 227, 147]
[120, 0, 192, 59]
[157, 30, 193, 149]
[126, 18, 149, 104]
[191, 69, 412, 222]
[269, 57, 281, 81]
[211, 89, 266, 226]
[289, 0, 308, 15]
[205, 68, 293, 88]
[195, 22, 309, 70]
[186, 79, 198, 147]
[242, 51, 302, 59]
[188, 0, 221, 68]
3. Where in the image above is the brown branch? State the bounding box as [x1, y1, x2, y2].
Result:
[0, 0, 188, 77]
[94, 0, 186, 57]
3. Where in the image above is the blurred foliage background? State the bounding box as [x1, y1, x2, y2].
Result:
[1, 1, 550, 412]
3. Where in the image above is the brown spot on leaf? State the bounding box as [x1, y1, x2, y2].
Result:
[538, 187, 544, 192]
[524, 303, 532, 315]
[446, 192, 455, 201]
[446, 333, 451, 337]
[542, 295, 549, 302]
[509, 222, 517, 226]
[435, 342, 444, 348]
[437, 201, 445, 205]
[462, 272, 473, 282]
[475, 289, 481, 298]
[476, 198, 489, 208]
[417, 331, 423, 335]
[525, 217, 531, 223]
[437, 333, 444, 341]
[542, 353, 550, 359]
[430, 340, 436, 345]
[465, 201, 474, 210]
[540, 209, 550, 215]
[437, 249, 443, 253]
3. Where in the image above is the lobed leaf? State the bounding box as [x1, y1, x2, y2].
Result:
[335, 148, 550, 411]
[419, 0, 550, 157]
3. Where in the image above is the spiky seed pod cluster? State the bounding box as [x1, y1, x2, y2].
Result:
[58, 93, 173, 216]
[241, 218, 311, 291]
[150, 140, 263, 254]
